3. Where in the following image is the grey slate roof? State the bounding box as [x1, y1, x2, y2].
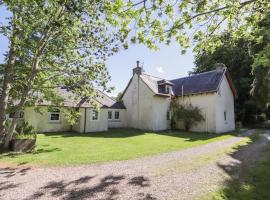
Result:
[139, 67, 236, 97]
[140, 74, 171, 97]
[37, 88, 126, 109]
[95, 93, 126, 109]
[170, 69, 225, 96]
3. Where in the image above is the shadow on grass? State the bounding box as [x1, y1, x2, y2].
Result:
[42, 128, 240, 142]
[213, 130, 270, 199]
[0, 147, 61, 162]
[22, 174, 156, 200]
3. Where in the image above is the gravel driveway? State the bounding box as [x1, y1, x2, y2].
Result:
[1, 130, 269, 200]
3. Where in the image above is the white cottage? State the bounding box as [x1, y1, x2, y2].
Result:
[9, 62, 236, 133]
[121, 62, 237, 133]
[10, 89, 126, 133]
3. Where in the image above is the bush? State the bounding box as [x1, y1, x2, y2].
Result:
[170, 100, 205, 131]
[14, 122, 37, 139]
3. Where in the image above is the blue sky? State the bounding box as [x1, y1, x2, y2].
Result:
[0, 5, 195, 96]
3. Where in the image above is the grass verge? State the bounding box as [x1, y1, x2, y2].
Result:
[208, 130, 270, 200]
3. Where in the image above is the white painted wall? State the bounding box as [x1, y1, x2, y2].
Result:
[24, 106, 108, 133]
[24, 107, 71, 132]
[176, 93, 217, 133]
[215, 77, 235, 133]
[175, 76, 235, 133]
[122, 74, 170, 131]
[73, 108, 108, 133]
[152, 96, 171, 131]
[85, 108, 108, 132]
[107, 109, 127, 128]
[72, 108, 85, 133]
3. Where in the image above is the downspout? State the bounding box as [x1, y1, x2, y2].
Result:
[182, 85, 184, 102]
[83, 108, 87, 133]
[138, 74, 140, 128]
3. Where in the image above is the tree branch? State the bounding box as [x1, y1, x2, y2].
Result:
[165, 0, 256, 33]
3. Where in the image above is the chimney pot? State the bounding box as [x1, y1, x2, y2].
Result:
[133, 60, 142, 75]
[136, 60, 140, 67]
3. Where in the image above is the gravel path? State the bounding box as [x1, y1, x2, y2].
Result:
[1, 129, 269, 200]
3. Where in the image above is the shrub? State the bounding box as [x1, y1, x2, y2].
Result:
[170, 100, 205, 131]
[14, 122, 37, 139]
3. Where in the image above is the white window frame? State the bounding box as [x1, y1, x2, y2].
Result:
[114, 111, 120, 120]
[108, 111, 112, 120]
[165, 85, 171, 94]
[49, 111, 60, 122]
[91, 110, 99, 121]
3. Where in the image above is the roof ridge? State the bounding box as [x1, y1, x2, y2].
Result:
[142, 73, 165, 80]
[97, 90, 116, 102]
[169, 69, 222, 82]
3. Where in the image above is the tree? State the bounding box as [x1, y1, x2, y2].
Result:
[116, 92, 123, 102]
[193, 34, 256, 124]
[0, 0, 268, 147]
[170, 100, 204, 131]
[251, 13, 270, 108]
[193, 13, 270, 124]
[0, 1, 126, 147]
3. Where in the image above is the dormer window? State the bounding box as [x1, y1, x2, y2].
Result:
[157, 79, 174, 95]
[165, 85, 171, 94]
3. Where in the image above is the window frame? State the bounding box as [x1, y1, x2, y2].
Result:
[165, 85, 171, 94]
[91, 110, 99, 121]
[49, 110, 60, 122]
[114, 111, 120, 120]
[108, 111, 112, 120]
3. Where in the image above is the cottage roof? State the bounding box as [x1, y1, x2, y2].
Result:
[37, 88, 126, 109]
[138, 67, 237, 97]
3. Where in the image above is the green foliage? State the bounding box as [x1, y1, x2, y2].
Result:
[116, 92, 123, 102]
[1, 0, 269, 141]
[14, 121, 37, 139]
[266, 105, 270, 120]
[251, 14, 270, 108]
[193, 33, 256, 124]
[170, 100, 205, 131]
[211, 132, 270, 200]
[193, 13, 270, 124]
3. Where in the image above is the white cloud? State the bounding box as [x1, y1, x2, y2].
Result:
[156, 66, 164, 73]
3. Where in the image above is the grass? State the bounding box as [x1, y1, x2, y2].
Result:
[208, 130, 270, 200]
[0, 128, 238, 167]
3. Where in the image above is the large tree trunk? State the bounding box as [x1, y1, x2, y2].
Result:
[3, 58, 39, 149]
[3, 98, 27, 149]
[0, 42, 17, 142]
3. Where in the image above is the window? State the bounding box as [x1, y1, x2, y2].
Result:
[224, 111, 227, 121]
[92, 110, 99, 120]
[114, 111, 120, 119]
[165, 85, 171, 94]
[167, 111, 170, 120]
[50, 110, 60, 121]
[9, 111, 24, 119]
[108, 111, 112, 120]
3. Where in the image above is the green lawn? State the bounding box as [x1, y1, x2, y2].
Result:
[0, 128, 236, 166]
[209, 130, 270, 200]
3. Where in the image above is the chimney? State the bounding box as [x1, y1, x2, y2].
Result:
[133, 60, 142, 75]
[214, 63, 226, 71]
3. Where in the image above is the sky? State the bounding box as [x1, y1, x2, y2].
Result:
[0, 5, 195, 97]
